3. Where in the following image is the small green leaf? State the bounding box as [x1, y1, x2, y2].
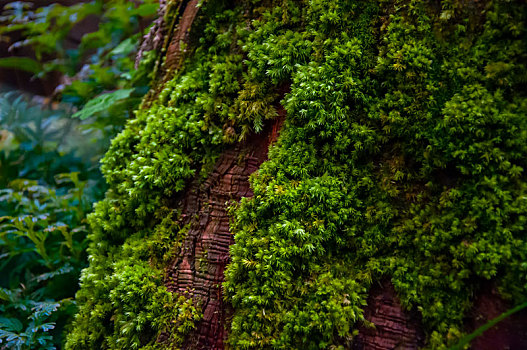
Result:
[72, 89, 134, 120]
[108, 37, 137, 57]
[0, 317, 23, 332]
[0, 57, 42, 74]
[130, 3, 159, 17]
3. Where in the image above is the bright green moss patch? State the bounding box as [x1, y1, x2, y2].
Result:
[224, 0, 527, 348]
[66, 1, 283, 348]
[68, 0, 526, 349]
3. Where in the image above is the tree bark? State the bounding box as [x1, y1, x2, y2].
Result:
[144, 1, 527, 349]
[162, 122, 278, 349]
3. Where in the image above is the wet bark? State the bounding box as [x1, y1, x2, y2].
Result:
[353, 281, 527, 350]
[163, 0, 200, 73]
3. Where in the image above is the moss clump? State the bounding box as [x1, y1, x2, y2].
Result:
[66, 1, 283, 348]
[68, 0, 526, 349]
[224, 0, 527, 348]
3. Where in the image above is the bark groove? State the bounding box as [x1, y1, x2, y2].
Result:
[164, 0, 200, 73]
[164, 117, 283, 349]
[353, 281, 425, 350]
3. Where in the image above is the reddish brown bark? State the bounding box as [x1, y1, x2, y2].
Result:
[163, 115, 284, 349]
[353, 281, 426, 350]
[466, 285, 527, 350]
[138, 0, 201, 106]
[164, 0, 200, 73]
[353, 281, 527, 350]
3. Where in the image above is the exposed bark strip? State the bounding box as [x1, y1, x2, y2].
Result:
[466, 286, 527, 350]
[353, 281, 425, 350]
[164, 0, 200, 73]
[164, 114, 284, 349]
[354, 282, 527, 350]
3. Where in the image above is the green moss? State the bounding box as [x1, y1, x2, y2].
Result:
[68, 0, 527, 349]
[224, 0, 527, 349]
[66, 1, 282, 348]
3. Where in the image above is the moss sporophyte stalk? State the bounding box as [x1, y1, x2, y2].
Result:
[67, 0, 527, 349]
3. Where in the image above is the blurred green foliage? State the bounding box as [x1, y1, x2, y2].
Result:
[0, 92, 103, 187]
[0, 91, 108, 349]
[0, 176, 90, 349]
[0, 0, 159, 348]
[0, 0, 158, 130]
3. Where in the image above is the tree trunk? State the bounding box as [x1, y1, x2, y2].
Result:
[69, 1, 527, 349]
[143, 0, 527, 348]
[145, 1, 527, 348]
[161, 115, 285, 349]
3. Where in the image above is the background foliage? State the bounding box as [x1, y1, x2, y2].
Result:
[224, 0, 527, 348]
[0, 92, 100, 349]
[0, 0, 158, 136]
[0, 0, 158, 348]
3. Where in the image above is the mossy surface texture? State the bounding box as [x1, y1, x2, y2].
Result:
[68, 0, 527, 349]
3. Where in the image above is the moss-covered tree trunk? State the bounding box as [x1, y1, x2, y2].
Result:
[67, 1, 527, 349]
